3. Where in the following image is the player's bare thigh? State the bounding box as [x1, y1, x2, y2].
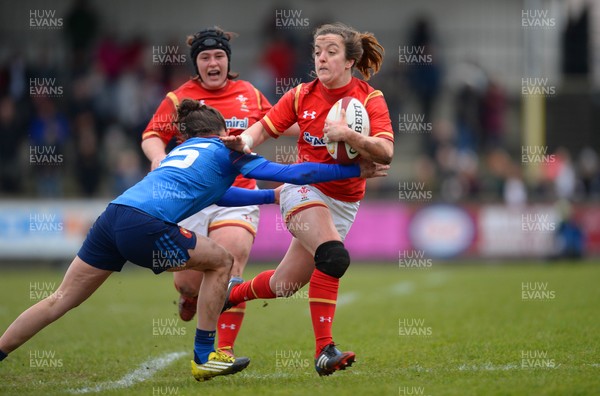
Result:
[208, 225, 254, 278]
[172, 232, 233, 273]
[270, 237, 314, 297]
[270, 206, 341, 297]
[287, 206, 341, 255]
[173, 224, 254, 296]
[47, 256, 112, 314]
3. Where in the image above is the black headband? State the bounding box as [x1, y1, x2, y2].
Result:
[190, 29, 232, 76]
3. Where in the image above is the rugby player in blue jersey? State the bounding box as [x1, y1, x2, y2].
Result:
[0, 100, 388, 382]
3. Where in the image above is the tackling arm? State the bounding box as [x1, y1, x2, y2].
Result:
[244, 161, 361, 185]
[215, 187, 275, 207]
[141, 137, 168, 170]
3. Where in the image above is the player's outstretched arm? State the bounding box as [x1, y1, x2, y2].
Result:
[221, 122, 271, 154]
[243, 160, 389, 185]
[215, 187, 276, 207]
[141, 137, 168, 170]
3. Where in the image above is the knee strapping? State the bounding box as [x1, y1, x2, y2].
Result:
[314, 240, 350, 278]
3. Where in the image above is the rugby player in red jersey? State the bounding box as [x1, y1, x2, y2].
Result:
[222, 22, 394, 376]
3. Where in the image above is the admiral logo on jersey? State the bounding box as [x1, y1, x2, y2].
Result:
[303, 131, 326, 147]
[226, 116, 249, 130]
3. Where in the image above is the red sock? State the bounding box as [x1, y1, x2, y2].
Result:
[217, 301, 246, 350]
[229, 270, 276, 305]
[309, 269, 339, 357]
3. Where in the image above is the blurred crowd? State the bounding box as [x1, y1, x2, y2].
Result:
[0, 1, 598, 205]
[371, 14, 600, 205]
[0, 0, 189, 198]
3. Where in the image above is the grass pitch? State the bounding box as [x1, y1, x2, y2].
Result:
[0, 261, 599, 395]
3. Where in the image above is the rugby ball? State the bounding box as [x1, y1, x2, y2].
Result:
[325, 97, 370, 164]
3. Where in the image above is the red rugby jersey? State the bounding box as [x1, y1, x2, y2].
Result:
[260, 77, 394, 202]
[142, 79, 272, 189]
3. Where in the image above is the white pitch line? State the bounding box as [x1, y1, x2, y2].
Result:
[424, 272, 448, 287]
[337, 292, 358, 307]
[408, 362, 564, 372]
[391, 281, 415, 295]
[457, 363, 523, 371]
[239, 372, 296, 379]
[69, 351, 187, 394]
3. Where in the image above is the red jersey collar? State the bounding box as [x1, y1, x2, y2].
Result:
[192, 78, 231, 95]
[317, 77, 357, 104]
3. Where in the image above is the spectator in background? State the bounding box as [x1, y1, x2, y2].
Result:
[554, 148, 577, 200]
[454, 82, 481, 153]
[73, 111, 101, 196]
[406, 16, 442, 124]
[255, 10, 301, 103]
[542, 147, 577, 201]
[480, 77, 507, 150]
[114, 36, 151, 136]
[0, 96, 25, 194]
[553, 200, 584, 259]
[64, 0, 100, 70]
[0, 52, 29, 102]
[482, 147, 512, 201]
[102, 123, 143, 195]
[261, 32, 297, 82]
[96, 34, 124, 82]
[578, 147, 599, 199]
[93, 33, 123, 123]
[413, 155, 438, 196]
[29, 98, 69, 197]
[449, 59, 488, 154]
[503, 162, 527, 207]
[562, 4, 589, 77]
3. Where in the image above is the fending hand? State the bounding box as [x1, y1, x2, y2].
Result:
[151, 156, 166, 171]
[220, 135, 253, 154]
[358, 159, 390, 178]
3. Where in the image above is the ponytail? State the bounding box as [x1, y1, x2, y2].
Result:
[356, 33, 384, 80]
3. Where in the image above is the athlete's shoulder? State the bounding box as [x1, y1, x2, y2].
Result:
[228, 80, 267, 101]
[291, 79, 319, 106]
[352, 78, 377, 95]
[183, 136, 223, 145]
[179, 137, 228, 162]
[351, 78, 385, 106]
[301, 79, 319, 93]
[228, 79, 255, 91]
[170, 80, 203, 99]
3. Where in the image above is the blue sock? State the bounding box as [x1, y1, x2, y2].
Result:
[194, 328, 215, 364]
[0, 350, 7, 361]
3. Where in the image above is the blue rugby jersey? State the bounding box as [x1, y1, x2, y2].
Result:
[112, 137, 360, 223]
[112, 137, 264, 223]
